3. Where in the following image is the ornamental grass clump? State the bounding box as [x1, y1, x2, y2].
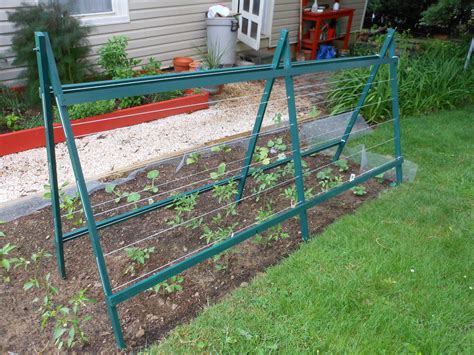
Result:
[328, 34, 474, 123]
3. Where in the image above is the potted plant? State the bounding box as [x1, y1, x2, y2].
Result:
[197, 45, 226, 95]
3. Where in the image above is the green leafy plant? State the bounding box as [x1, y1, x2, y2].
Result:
[254, 146, 271, 165]
[149, 275, 184, 294]
[251, 170, 281, 202]
[213, 179, 237, 203]
[43, 183, 83, 226]
[48, 289, 96, 349]
[5, 113, 20, 131]
[186, 152, 201, 166]
[211, 144, 232, 161]
[124, 246, 155, 275]
[334, 159, 349, 172]
[65, 100, 116, 120]
[281, 185, 315, 207]
[98, 35, 140, 79]
[351, 185, 367, 196]
[267, 137, 287, 153]
[316, 167, 334, 181]
[328, 36, 474, 123]
[210, 163, 227, 180]
[272, 112, 283, 125]
[8, 3, 91, 104]
[166, 193, 202, 229]
[375, 173, 385, 184]
[254, 204, 289, 244]
[105, 184, 141, 207]
[144, 170, 160, 193]
[308, 105, 319, 118]
[1, 243, 20, 282]
[282, 160, 310, 177]
[201, 223, 238, 244]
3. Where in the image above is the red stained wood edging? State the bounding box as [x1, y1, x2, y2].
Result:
[0, 92, 209, 157]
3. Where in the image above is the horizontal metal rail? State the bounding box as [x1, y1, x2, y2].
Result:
[56, 56, 396, 105]
[63, 138, 340, 242]
[109, 157, 403, 305]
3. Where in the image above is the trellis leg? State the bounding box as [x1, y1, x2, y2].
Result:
[283, 37, 310, 241]
[236, 30, 289, 202]
[35, 35, 65, 279]
[37, 32, 126, 349]
[332, 29, 396, 162]
[389, 40, 403, 184]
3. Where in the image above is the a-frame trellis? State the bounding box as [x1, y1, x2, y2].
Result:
[35, 29, 403, 349]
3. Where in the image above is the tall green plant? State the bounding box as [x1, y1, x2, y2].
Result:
[8, 3, 91, 105]
[328, 37, 474, 123]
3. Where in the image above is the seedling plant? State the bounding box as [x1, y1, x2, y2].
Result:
[166, 192, 202, 229]
[254, 203, 289, 244]
[124, 246, 155, 275]
[149, 275, 184, 294]
[43, 182, 84, 227]
[352, 185, 368, 196]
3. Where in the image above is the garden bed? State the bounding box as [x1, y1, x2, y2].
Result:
[0, 91, 209, 157]
[0, 126, 391, 352]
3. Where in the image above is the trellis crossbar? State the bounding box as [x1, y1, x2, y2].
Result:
[35, 28, 403, 349]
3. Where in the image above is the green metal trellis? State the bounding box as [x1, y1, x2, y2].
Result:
[35, 28, 403, 349]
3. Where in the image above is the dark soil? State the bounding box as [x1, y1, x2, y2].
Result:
[0, 130, 390, 352]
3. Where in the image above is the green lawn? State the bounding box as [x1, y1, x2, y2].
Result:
[150, 106, 474, 353]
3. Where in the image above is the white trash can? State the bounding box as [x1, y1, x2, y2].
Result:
[205, 17, 238, 65]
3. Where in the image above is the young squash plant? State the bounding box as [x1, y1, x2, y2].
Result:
[186, 152, 201, 166]
[144, 169, 160, 193]
[211, 144, 232, 161]
[334, 159, 349, 172]
[105, 184, 141, 207]
[351, 185, 367, 196]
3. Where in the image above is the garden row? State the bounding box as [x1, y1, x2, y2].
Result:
[1, 127, 390, 351]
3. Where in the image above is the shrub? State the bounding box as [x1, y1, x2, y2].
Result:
[67, 100, 116, 120]
[328, 35, 474, 123]
[98, 36, 139, 79]
[8, 3, 91, 105]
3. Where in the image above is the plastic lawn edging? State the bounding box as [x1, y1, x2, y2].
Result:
[0, 91, 209, 156]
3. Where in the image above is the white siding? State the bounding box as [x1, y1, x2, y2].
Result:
[270, 0, 368, 47]
[0, 0, 230, 86]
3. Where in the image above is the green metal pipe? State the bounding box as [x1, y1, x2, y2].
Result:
[109, 157, 403, 306]
[35, 34, 66, 279]
[333, 28, 396, 162]
[389, 40, 403, 184]
[58, 57, 396, 105]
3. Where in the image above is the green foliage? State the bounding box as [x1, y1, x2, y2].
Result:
[267, 137, 287, 152]
[124, 246, 155, 275]
[145, 170, 160, 193]
[254, 146, 271, 165]
[212, 179, 238, 203]
[66, 100, 116, 120]
[308, 105, 319, 118]
[186, 152, 201, 166]
[1, 243, 19, 282]
[254, 204, 289, 244]
[43, 183, 83, 226]
[251, 170, 281, 202]
[201, 223, 238, 244]
[98, 35, 140, 79]
[420, 0, 471, 32]
[328, 36, 474, 123]
[351, 185, 367, 196]
[5, 113, 20, 131]
[166, 193, 202, 229]
[316, 168, 334, 181]
[105, 184, 141, 207]
[149, 275, 184, 294]
[8, 3, 91, 104]
[334, 159, 349, 172]
[197, 43, 225, 69]
[210, 163, 227, 180]
[211, 144, 231, 154]
[281, 185, 315, 207]
[272, 112, 283, 125]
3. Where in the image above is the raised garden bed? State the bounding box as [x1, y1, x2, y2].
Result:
[0, 91, 209, 157]
[0, 127, 391, 352]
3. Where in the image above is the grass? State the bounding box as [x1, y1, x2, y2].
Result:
[148, 106, 474, 353]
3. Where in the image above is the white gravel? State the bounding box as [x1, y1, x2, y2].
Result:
[0, 81, 314, 204]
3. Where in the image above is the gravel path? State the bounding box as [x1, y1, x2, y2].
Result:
[0, 80, 319, 204]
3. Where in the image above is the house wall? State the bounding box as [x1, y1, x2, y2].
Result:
[270, 0, 368, 47]
[0, 0, 230, 86]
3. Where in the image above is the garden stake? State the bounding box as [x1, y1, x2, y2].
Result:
[35, 28, 403, 349]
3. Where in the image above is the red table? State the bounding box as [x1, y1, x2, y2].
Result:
[298, 8, 355, 60]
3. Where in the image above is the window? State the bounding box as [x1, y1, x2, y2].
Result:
[55, 0, 130, 26]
